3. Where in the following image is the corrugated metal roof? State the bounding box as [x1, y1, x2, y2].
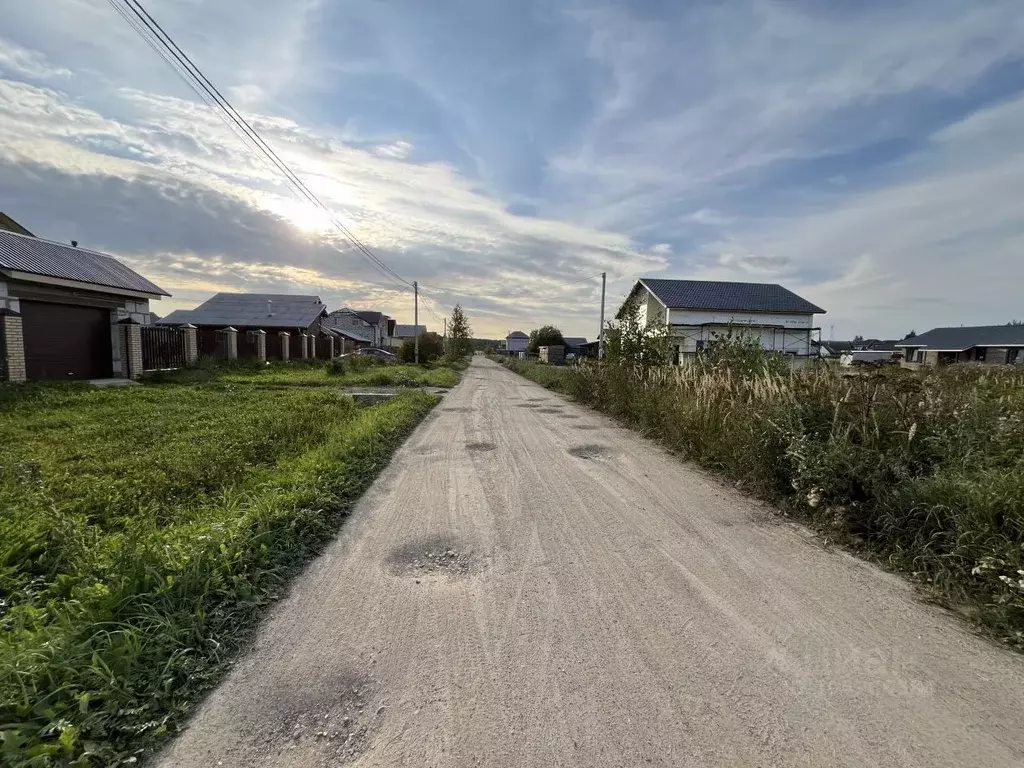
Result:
[0, 230, 170, 296]
[638, 278, 824, 315]
[506, 331, 528, 339]
[895, 325, 1024, 350]
[334, 327, 373, 343]
[393, 324, 425, 337]
[154, 292, 325, 329]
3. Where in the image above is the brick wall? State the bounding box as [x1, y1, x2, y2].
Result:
[1, 313, 26, 382]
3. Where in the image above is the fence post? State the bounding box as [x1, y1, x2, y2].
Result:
[117, 318, 143, 379]
[278, 331, 290, 361]
[0, 308, 26, 383]
[180, 323, 198, 364]
[217, 327, 238, 360]
[251, 329, 266, 361]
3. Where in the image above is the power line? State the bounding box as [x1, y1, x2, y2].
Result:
[109, 0, 412, 291]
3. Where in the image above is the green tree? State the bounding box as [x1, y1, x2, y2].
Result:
[603, 300, 671, 371]
[527, 325, 566, 354]
[903, 330, 917, 339]
[447, 304, 473, 358]
[399, 331, 443, 363]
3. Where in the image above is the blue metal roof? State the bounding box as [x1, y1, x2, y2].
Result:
[0, 230, 170, 296]
[638, 278, 824, 315]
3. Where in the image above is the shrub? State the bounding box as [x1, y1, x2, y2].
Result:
[399, 332, 443, 364]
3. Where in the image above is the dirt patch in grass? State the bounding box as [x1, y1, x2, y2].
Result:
[568, 444, 611, 459]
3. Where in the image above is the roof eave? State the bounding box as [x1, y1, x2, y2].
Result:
[2, 268, 170, 298]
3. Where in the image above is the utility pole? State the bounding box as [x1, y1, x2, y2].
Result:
[598, 271, 607, 360]
[414, 281, 419, 364]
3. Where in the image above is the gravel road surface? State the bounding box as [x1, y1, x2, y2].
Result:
[156, 357, 1024, 767]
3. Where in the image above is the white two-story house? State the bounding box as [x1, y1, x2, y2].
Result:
[623, 278, 825, 363]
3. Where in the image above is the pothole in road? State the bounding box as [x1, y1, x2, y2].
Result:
[387, 535, 479, 579]
[261, 670, 376, 765]
[573, 424, 599, 430]
[568, 444, 611, 459]
[466, 441, 496, 452]
[559, 413, 580, 420]
[517, 403, 542, 409]
[535, 406, 563, 414]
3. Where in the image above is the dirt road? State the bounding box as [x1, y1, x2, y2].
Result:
[156, 357, 1024, 767]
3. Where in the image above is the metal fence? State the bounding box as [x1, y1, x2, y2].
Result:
[141, 325, 187, 371]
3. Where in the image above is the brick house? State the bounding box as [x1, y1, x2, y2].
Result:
[326, 308, 394, 348]
[896, 325, 1024, 366]
[0, 229, 169, 382]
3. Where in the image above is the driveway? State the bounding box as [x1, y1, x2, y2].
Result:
[156, 357, 1024, 767]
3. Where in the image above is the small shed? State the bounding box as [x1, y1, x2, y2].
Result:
[539, 345, 565, 365]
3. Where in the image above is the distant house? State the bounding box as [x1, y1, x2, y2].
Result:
[896, 325, 1024, 366]
[158, 293, 330, 360]
[0, 230, 168, 381]
[502, 331, 529, 355]
[389, 324, 425, 349]
[326, 308, 393, 348]
[563, 337, 588, 357]
[623, 278, 825, 363]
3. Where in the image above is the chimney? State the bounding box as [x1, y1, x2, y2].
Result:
[71, 240, 78, 247]
[268, 299, 274, 317]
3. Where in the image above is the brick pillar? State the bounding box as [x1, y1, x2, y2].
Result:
[279, 331, 290, 360]
[217, 327, 238, 360]
[118, 318, 143, 379]
[251, 330, 266, 361]
[1, 309, 26, 382]
[181, 323, 198, 364]
[299, 333, 309, 359]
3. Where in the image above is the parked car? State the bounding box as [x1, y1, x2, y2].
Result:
[339, 347, 397, 363]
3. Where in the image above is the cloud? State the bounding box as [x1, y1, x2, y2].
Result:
[0, 38, 71, 80]
[2, 1, 1024, 339]
[0, 73, 666, 336]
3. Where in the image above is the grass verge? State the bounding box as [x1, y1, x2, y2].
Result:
[497, 356, 1024, 647]
[0, 381, 436, 766]
[150, 359, 462, 389]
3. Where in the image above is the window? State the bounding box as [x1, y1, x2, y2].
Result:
[974, 347, 987, 362]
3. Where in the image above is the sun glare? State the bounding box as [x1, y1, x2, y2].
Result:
[264, 197, 333, 234]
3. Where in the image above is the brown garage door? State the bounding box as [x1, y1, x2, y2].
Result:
[21, 300, 113, 380]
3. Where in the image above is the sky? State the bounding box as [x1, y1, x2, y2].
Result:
[1, 0, 1023, 340]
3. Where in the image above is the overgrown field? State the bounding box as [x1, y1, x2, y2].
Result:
[0, 380, 437, 765]
[151, 359, 462, 389]
[498, 357, 1024, 646]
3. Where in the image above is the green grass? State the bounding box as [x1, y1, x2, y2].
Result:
[150, 359, 462, 389]
[0, 379, 437, 766]
[498, 356, 1024, 647]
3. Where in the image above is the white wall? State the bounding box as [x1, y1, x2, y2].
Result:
[0, 280, 18, 312]
[668, 309, 811, 328]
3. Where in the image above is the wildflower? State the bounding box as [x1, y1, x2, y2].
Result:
[807, 489, 821, 508]
[908, 422, 917, 442]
